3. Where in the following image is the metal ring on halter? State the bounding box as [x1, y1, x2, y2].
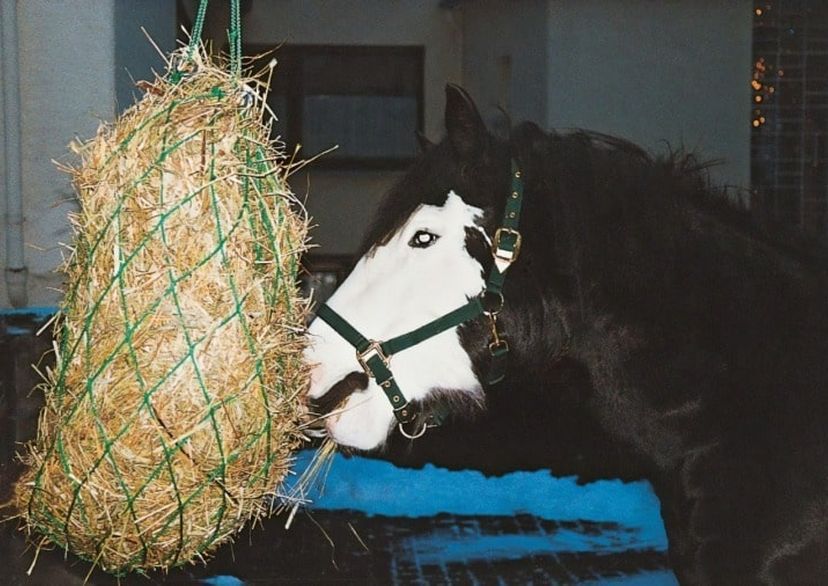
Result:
[398, 420, 428, 440]
[481, 290, 505, 316]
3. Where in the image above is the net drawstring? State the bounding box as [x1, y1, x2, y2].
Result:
[185, 0, 209, 62]
[229, 0, 242, 78]
[180, 0, 243, 79]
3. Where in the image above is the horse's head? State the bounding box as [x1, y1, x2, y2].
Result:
[305, 85, 529, 450]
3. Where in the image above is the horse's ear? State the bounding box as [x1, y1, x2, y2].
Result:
[415, 130, 434, 153]
[445, 84, 487, 161]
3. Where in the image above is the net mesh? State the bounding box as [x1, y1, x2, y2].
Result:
[13, 44, 310, 575]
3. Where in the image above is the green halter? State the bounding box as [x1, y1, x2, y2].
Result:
[316, 160, 525, 439]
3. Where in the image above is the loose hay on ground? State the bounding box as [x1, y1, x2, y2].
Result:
[12, 48, 312, 575]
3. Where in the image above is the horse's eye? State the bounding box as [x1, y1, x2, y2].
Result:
[409, 230, 440, 249]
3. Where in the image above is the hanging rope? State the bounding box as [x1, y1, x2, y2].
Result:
[182, 0, 243, 78]
[185, 0, 209, 62]
[229, 0, 242, 78]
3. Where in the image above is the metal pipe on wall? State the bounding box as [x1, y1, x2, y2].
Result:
[1, 0, 28, 307]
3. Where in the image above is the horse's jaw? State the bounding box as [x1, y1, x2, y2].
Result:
[304, 323, 396, 451]
[304, 321, 484, 450]
[323, 388, 395, 451]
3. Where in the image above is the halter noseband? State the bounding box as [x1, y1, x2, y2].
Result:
[315, 160, 525, 439]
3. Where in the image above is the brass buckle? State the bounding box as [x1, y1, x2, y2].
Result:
[492, 228, 522, 266]
[356, 341, 389, 378]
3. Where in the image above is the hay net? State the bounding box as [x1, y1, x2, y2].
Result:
[15, 1, 311, 574]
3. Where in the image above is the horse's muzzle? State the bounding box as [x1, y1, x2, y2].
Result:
[307, 371, 370, 421]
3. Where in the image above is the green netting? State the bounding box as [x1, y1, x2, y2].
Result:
[13, 5, 310, 575]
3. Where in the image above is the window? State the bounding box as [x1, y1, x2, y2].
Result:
[751, 1, 828, 235]
[298, 255, 353, 320]
[248, 45, 424, 169]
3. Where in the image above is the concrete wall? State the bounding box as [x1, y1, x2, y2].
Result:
[114, 1, 176, 113]
[1, 1, 116, 309]
[1, 0, 754, 308]
[238, 0, 463, 255]
[0, 1, 175, 308]
[546, 0, 752, 189]
[458, 0, 549, 137]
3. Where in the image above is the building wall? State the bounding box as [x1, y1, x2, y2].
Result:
[1, 1, 754, 308]
[458, 0, 549, 136]
[0, 1, 175, 308]
[1, 1, 117, 308]
[239, 0, 463, 255]
[114, 0, 176, 114]
[546, 0, 752, 189]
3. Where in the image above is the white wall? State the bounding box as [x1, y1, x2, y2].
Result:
[114, 1, 177, 114]
[238, 0, 463, 255]
[546, 0, 752, 189]
[0, 1, 175, 308]
[1, 1, 116, 308]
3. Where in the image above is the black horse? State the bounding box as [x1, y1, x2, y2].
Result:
[304, 85, 828, 584]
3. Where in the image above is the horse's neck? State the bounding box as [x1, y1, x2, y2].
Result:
[571, 317, 702, 471]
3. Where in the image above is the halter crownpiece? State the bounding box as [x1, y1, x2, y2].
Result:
[492, 164, 524, 274]
[315, 159, 525, 439]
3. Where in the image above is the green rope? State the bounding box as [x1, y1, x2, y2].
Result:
[181, 0, 243, 80]
[186, 0, 209, 62]
[229, 0, 242, 78]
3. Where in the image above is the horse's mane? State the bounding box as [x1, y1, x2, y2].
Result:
[509, 121, 828, 273]
[363, 121, 828, 272]
[501, 123, 828, 327]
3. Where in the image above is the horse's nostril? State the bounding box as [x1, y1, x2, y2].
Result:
[309, 371, 369, 416]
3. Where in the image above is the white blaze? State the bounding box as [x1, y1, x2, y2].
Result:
[305, 192, 486, 450]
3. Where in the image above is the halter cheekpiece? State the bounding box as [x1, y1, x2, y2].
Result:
[316, 160, 525, 439]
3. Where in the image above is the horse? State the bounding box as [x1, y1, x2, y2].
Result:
[303, 84, 828, 585]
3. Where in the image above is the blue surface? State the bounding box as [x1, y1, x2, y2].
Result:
[201, 577, 245, 586]
[288, 450, 676, 582]
[4, 326, 32, 336]
[582, 571, 679, 585]
[409, 529, 660, 564]
[0, 306, 58, 317]
[289, 450, 668, 551]
[0, 306, 57, 336]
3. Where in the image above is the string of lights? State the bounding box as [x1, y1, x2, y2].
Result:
[751, 0, 828, 234]
[751, 3, 780, 129]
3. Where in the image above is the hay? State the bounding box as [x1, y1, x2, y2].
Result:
[12, 47, 311, 574]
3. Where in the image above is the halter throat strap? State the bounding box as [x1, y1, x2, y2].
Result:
[315, 160, 525, 435]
